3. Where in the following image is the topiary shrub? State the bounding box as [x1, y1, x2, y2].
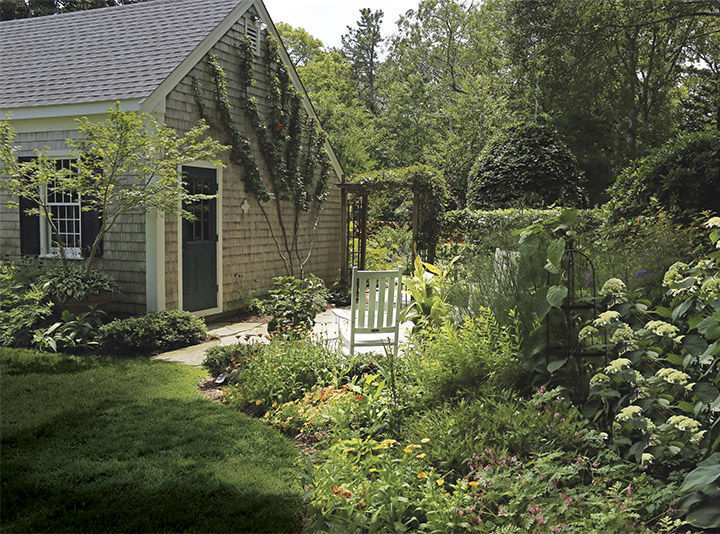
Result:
[97, 310, 207, 356]
[607, 127, 720, 222]
[467, 122, 586, 209]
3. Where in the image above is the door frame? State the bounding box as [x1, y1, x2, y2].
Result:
[177, 161, 223, 317]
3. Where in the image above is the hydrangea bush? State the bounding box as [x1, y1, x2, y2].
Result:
[583, 219, 720, 470]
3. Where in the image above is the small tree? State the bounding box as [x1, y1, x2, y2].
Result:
[0, 105, 228, 278]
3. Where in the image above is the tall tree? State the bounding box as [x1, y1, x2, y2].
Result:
[275, 22, 324, 67]
[341, 8, 384, 114]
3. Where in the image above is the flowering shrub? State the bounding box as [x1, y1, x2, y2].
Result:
[584, 219, 720, 470]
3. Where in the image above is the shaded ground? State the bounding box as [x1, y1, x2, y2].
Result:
[0, 348, 304, 533]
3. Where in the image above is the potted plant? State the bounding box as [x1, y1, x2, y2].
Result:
[38, 263, 119, 314]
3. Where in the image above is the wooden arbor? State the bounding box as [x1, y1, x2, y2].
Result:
[338, 180, 423, 281]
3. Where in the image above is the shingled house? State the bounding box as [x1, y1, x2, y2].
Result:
[0, 0, 344, 315]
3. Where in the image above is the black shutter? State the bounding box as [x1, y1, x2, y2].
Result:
[17, 156, 40, 256]
[81, 205, 103, 258]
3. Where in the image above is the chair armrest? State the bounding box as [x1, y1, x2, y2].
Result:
[332, 309, 351, 322]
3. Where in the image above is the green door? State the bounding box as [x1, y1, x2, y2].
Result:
[182, 166, 217, 312]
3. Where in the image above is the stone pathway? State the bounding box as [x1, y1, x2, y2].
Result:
[152, 307, 412, 367]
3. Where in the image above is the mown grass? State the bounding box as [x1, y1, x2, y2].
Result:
[0, 348, 303, 533]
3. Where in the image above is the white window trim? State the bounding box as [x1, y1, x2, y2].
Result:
[38, 157, 83, 260]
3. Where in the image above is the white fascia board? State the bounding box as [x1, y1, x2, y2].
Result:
[141, 0, 253, 114]
[0, 99, 143, 121]
[1, 99, 146, 133]
[254, 0, 346, 183]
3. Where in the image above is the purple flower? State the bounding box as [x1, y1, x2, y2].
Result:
[634, 269, 647, 278]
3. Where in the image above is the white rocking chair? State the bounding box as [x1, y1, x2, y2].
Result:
[332, 266, 404, 357]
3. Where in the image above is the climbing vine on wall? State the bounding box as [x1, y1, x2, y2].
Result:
[193, 32, 333, 276]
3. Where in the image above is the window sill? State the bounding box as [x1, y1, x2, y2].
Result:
[40, 250, 83, 260]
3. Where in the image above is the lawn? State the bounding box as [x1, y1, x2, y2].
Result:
[0, 348, 304, 533]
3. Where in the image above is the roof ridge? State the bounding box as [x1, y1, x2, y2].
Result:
[0, 0, 209, 26]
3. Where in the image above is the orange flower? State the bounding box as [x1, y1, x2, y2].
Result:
[468, 481, 479, 487]
[418, 472, 428, 479]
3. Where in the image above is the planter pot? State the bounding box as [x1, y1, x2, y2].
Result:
[56, 292, 113, 315]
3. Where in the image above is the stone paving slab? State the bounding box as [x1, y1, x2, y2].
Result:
[151, 307, 412, 367]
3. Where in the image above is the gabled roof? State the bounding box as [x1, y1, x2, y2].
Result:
[0, 0, 243, 109]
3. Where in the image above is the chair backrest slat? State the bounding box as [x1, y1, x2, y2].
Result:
[377, 277, 386, 328]
[367, 277, 377, 328]
[385, 273, 396, 326]
[357, 276, 366, 328]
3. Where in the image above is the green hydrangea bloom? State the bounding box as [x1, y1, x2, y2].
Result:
[666, 415, 701, 433]
[616, 405, 643, 421]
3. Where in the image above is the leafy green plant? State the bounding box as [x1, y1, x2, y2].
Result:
[97, 310, 207, 356]
[221, 336, 350, 413]
[0, 262, 53, 347]
[402, 256, 458, 332]
[32, 310, 105, 353]
[262, 274, 327, 334]
[201, 342, 262, 378]
[677, 453, 720, 529]
[408, 310, 523, 400]
[327, 278, 351, 306]
[38, 262, 119, 303]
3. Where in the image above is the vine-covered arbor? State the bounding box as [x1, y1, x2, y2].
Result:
[338, 165, 449, 280]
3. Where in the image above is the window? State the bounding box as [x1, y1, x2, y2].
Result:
[18, 156, 103, 259]
[43, 159, 82, 258]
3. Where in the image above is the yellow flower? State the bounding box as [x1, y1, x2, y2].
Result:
[418, 472, 427, 479]
[255, 400, 261, 405]
[404, 445, 414, 453]
[421, 438, 430, 443]
[350, 466, 356, 471]
[381, 439, 397, 448]
[468, 481, 479, 487]
[369, 468, 378, 473]
[436, 479, 445, 486]
[342, 447, 355, 454]
[416, 453, 426, 459]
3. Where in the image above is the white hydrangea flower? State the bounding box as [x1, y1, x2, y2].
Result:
[590, 372, 610, 386]
[663, 262, 689, 287]
[701, 277, 720, 301]
[600, 278, 627, 297]
[610, 323, 635, 344]
[691, 430, 707, 444]
[645, 320, 679, 337]
[666, 415, 701, 433]
[656, 368, 690, 385]
[579, 325, 599, 341]
[705, 217, 720, 228]
[641, 452, 654, 464]
[604, 358, 632, 374]
[695, 259, 713, 272]
[594, 310, 621, 327]
[616, 405, 643, 422]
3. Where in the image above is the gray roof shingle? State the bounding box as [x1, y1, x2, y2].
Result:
[0, 0, 244, 109]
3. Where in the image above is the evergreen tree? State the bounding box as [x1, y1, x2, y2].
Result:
[341, 8, 384, 114]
